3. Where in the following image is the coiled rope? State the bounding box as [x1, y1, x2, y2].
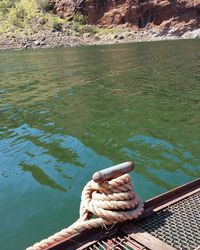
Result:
[27, 171, 144, 250]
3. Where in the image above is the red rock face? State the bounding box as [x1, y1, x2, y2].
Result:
[52, 0, 200, 30]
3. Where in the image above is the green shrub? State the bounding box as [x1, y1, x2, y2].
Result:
[72, 22, 98, 34]
[73, 12, 87, 25]
[52, 20, 62, 31]
[0, 0, 16, 15]
[37, 0, 53, 12]
[15, 7, 26, 20]
[44, 14, 64, 30]
[0, 0, 64, 34]
[80, 25, 98, 34]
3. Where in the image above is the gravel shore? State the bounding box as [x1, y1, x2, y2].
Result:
[0, 28, 199, 51]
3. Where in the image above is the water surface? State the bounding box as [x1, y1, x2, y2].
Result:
[0, 40, 200, 250]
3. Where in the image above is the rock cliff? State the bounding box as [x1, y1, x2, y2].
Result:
[52, 0, 200, 32]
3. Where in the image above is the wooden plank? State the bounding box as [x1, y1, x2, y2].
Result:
[122, 226, 175, 250]
[140, 179, 200, 219]
[129, 231, 175, 250]
[144, 178, 200, 211]
[50, 227, 118, 250]
[125, 236, 148, 250]
[51, 178, 200, 250]
[153, 188, 200, 212]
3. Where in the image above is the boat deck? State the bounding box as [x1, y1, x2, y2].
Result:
[51, 179, 200, 250]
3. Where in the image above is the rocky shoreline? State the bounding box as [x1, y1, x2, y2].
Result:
[0, 27, 199, 51]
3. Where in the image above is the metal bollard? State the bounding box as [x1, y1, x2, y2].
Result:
[92, 161, 134, 183]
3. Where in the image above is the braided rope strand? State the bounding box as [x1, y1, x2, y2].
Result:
[27, 173, 144, 250]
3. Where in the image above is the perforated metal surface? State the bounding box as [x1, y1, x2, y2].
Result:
[86, 234, 147, 250]
[77, 190, 200, 250]
[139, 191, 200, 250]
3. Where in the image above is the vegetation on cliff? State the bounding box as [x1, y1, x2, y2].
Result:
[0, 0, 65, 35]
[1, 0, 199, 36]
[0, 0, 199, 50]
[0, 0, 108, 39]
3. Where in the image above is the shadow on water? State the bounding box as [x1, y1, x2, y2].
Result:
[0, 123, 112, 192]
[0, 39, 200, 250]
[20, 163, 67, 192]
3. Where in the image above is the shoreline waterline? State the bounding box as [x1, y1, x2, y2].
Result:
[0, 28, 199, 51]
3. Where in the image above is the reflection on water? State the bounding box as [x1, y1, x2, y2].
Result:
[0, 40, 200, 250]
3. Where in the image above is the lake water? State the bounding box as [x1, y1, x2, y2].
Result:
[0, 40, 200, 250]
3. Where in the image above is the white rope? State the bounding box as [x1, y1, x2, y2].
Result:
[27, 173, 144, 250]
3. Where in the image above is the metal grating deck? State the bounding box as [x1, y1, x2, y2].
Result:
[84, 191, 200, 250]
[53, 180, 200, 250]
[138, 191, 200, 250]
[86, 234, 147, 250]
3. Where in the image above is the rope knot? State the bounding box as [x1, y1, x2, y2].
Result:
[80, 173, 144, 223]
[27, 162, 144, 250]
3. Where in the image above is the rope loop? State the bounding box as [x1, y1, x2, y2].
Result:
[27, 173, 144, 250]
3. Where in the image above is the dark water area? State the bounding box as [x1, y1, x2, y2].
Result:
[0, 40, 200, 250]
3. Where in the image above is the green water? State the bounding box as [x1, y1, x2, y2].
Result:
[0, 40, 200, 250]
